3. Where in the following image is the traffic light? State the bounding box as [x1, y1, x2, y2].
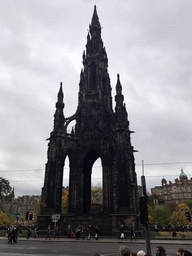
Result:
[185, 211, 191, 221]
[139, 196, 148, 224]
[25, 211, 29, 221]
[29, 211, 33, 220]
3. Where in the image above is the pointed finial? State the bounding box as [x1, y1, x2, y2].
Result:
[83, 50, 85, 59]
[59, 82, 63, 93]
[115, 73, 123, 100]
[87, 32, 90, 41]
[91, 5, 101, 28]
[116, 74, 121, 87]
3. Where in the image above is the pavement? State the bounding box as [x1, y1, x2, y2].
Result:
[0, 236, 192, 245]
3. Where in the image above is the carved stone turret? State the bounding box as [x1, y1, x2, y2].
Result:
[53, 82, 65, 132]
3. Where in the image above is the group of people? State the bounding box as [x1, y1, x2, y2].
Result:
[67, 224, 100, 240]
[119, 224, 136, 241]
[7, 225, 39, 243]
[7, 226, 18, 244]
[26, 225, 39, 239]
[119, 246, 192, 256]
[45, 225, 60, 240]
[94, 246, 192, 256]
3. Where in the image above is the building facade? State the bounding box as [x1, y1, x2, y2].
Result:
[151, 168, 192, 204]
[1, 195, 40, 218]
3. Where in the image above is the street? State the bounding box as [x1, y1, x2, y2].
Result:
[0, 237, 191, 256]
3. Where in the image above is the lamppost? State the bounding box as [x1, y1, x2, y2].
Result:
[139, 160, 151, 255]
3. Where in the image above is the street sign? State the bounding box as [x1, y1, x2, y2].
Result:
[52, 219, 58, 222]
[51, 214, 60, 220]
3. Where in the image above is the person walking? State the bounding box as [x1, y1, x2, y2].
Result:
[75, 225, 81, 239]
[67, 225, 71, 238]
[131, 226, 136, 241]
[120, 224, 124, 241]
[34, 226, 39, 238]
[95, 225, 100, 240]
[54, 226, 59, 239]
[45, 225, 51, 240]
[26, 226, 31, 239]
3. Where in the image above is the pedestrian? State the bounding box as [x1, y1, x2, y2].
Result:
[45, 225, 51, 240]
[131, 226, 136, 240]
[34, 226, 39, 238]
[183, 251, 192, 256]
[15, 226, 18, 240]
[54, 226, 59, 239]
[75, 225, 81, 239]
[19, 227, 22, 237]
[120, 246, 131, 256]
[26, 226, 31, 239]
[119, 224, 124, 241]
[137, 250, 146, 256]
[155, 222, 158, 231]
[87, 225, 91, 240]
[67, 225, 71, 238]
[177, 248, 184, 256]
[81, 226, 85, 240]
[156, 246, 166, 256]
[8, 226, 17, 244]
[95, 225, 100, 240]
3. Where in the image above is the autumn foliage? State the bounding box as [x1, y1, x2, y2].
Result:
[170, 203, 190, 226]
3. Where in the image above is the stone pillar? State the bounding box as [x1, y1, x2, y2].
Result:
[68, 166, 83, 212]
[103, 164, 113, 212]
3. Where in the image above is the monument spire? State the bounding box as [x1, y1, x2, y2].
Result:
[40, 8, 139, 235]
[115, 74, 129, 127]
[53, 82, 65, 131]
[91, 5, 101, 28]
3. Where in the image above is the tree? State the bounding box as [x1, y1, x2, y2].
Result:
[91, 186, 103, 204]
[165, 201, 177, 212]
[33, 199, 41, 216]
[61, 189, 68, 214]
[170, 203, 190, 226]
[148, 204, 173, 227]
[0, 212, 11, 226]
[31, 199, 41, 225]
[0, 177, 14, 211]
[0, 178, 14, 201]
[181, 199, 192, 211]
[149, 193, 160, 206]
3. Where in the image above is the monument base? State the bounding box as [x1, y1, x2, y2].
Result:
[37, 212, 141, 237]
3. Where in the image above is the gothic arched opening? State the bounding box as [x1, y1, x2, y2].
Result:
[63, 156, 69, 189]
[91, 158, 103, 205]
[83, 148, 100, 213]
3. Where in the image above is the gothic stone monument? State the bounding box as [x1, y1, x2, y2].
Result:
[39, 6, 140, 234]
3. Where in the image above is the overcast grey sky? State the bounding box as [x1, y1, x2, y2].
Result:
[1, 0, 192, 197]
